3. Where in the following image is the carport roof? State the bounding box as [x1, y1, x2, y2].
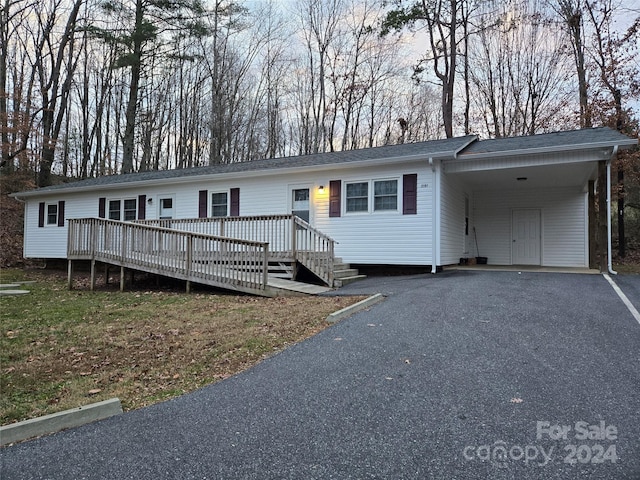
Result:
[459, 126, 637, 157]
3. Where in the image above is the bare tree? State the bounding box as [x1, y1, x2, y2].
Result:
[382, 0, 468, 138]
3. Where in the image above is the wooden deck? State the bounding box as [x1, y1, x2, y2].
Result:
[67, 216, 336, 296]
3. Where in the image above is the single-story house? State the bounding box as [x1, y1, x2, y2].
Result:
[11, 127, 637, 281]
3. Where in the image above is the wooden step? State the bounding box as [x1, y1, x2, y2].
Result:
[268, 262, 294, 279]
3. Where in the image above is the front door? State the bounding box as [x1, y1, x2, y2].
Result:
[512, 209, 541, 265]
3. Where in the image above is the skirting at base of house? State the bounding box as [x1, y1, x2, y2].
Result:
[352, 264, 442, 276]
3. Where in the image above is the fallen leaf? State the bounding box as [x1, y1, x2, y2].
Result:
[510, 397, 523, 404]
[88, 389, 102, 395]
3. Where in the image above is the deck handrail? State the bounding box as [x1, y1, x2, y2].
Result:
[68, 218, 269, 292]
[137, 214, 336, 285]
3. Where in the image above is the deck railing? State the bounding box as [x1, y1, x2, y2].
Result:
[138, 214, 335, 286]
[68, 218, 269, 293]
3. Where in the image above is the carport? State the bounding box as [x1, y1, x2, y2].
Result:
[443, 128, 637, 269]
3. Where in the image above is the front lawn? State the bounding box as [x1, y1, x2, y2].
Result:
[0, 268, 364, 425]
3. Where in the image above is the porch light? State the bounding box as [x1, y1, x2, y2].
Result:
[318, 185, 325, 194]
[517, 177, 527, 181]
[147, 197, 153, 204]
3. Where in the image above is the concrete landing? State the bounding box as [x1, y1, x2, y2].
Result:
[446, 265, 600, 275]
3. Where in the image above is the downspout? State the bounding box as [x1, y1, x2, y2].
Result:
[607, 146, 618, 275]
[429, 157, 438, 274]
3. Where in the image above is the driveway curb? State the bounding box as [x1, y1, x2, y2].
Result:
[0, 398, 122, 446]
[326, 293, 385, 323]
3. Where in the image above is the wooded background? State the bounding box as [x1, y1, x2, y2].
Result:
[1, 0, 639, 266]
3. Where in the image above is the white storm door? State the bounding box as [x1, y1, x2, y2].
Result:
[512, 209, 541, 265]
[291, 187, 311, 224]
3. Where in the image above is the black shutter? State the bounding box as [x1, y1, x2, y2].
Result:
[403, 174, 417, 215]
[230, 188, 240, 216]
[198, 190, 208, 218]
[98, 197, 106, 218]
[138, 195, 146, 220]
[57, 201, 65, 227]
[329, 180, 341, 218]
[38, 202, 45, 227]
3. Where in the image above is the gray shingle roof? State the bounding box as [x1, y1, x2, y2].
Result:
[24, 135, 476, 195]
[13, 127, 637, 197]
[460, 126, 636, 155]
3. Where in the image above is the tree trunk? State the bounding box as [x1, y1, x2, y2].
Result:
[121, 0, 144, 174]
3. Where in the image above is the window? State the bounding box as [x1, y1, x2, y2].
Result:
[108, 200, 121, 220]
[346, 182, 368, 212]
[46, 204, 58, 225]
[211, 192, 228, 217]
[374, 180, 398, 211]
[124, 199, 137, 221]
[108, 198, 137, 221]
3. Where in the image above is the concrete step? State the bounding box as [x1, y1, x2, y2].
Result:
[333, 275, 367, 288]
[333, 262, 350, 271]
[334, 268, 360, 279]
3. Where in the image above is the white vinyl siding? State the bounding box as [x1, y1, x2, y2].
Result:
[439, 172, 471, 265]
[473, 187, 587, 267]
[22, 162, 433, 264]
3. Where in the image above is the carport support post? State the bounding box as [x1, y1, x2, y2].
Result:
[588, 180, 597, 269]
[597, 160, 608, 272]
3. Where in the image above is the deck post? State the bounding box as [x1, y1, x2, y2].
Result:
[186, 234, 193, 293]
[120, 267, 125, 292]
[90, 260, 96, 291]
[67, 260, 73, 290]
[263, 243, 269, 288]
[291, 215, 297, 260]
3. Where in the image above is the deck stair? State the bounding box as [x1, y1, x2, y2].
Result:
[268, 261, 295, 279]
[332, 258, 367, 287]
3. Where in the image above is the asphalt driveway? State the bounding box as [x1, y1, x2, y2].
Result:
[1, 271, 639, 479]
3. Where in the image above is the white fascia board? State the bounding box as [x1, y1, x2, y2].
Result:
[11, 151, 458, 200]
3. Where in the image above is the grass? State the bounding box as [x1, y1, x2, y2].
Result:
[0, 268, 365, 425]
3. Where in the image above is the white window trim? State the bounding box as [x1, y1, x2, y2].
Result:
[344, 178, 401, 215]
[45, 202, 58, 226]
[107, 197, 138, 221]
[211, 191, 229, 217]
[344, 180, 369, 215]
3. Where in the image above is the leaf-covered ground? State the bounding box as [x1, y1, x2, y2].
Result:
[0, 268, 365, 425]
